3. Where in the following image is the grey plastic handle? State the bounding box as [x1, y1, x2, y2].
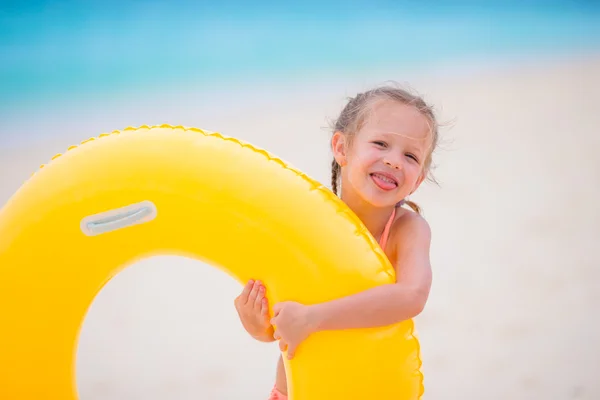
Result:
[81, 200, 157, 236]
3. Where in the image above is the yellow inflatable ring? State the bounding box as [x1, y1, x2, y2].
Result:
[0, 124, 423, 399]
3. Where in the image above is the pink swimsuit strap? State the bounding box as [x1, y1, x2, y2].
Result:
[378, 206, 397, 251]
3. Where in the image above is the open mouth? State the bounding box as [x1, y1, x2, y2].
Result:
[370, 172, 398, 191]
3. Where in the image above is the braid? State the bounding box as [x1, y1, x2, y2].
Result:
[403, 200, 421, 214]
[331, 158, 340, 195]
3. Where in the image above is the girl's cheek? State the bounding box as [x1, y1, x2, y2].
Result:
[407, 164, 420, 178]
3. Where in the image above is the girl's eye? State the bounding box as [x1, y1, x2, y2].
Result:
[406, 153, 419, 162]
[373, 141, 387, 147]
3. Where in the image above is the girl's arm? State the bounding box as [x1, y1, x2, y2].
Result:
[308, 213, 432, 331]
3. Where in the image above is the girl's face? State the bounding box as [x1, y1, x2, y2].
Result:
[333, 100, 432, 208]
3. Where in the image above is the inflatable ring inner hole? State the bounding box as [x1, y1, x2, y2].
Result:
[76, 255, 278, 398]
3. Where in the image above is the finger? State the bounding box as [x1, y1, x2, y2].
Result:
[273, 330, 281, 340]
[247, 280, 260, 305]
[238, 280, 254, 304]
[287, 344, 296, 360]
[278, 339, 287, 352]
[272, 302, 284, 315]
[261, 298, 269, 316]
[253, 284, 265, 310]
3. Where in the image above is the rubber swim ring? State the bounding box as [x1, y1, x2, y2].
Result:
[0, 125, 423, 399]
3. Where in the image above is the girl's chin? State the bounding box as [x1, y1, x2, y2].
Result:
[359, 190, 402, 209]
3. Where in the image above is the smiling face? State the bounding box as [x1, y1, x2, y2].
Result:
[332, 99, 433, 208]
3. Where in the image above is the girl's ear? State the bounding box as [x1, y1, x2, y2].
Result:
[331, 131, 348, 167]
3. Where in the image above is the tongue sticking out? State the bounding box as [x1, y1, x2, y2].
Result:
[371, 173, 397, 191]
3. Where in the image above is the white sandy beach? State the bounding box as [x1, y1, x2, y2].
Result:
[1, 53, 599, 399]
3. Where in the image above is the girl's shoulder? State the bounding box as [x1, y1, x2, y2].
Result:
[389, 207, 432, 249]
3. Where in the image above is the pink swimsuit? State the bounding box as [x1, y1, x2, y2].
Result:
[268, 207, 397, 399]
[378, 205, 396, 251]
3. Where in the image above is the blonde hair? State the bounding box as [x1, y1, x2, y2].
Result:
[330, 84, 439, 214]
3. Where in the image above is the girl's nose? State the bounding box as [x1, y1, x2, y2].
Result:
[384, 158, 402, 170]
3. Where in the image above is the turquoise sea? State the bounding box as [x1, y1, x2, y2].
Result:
[1, 1, 599, 141]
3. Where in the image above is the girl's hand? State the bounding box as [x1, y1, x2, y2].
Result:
[270, 301, 320, 359]
[234, 280, 274, 342]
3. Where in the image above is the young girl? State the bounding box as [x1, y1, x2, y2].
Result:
[233, 85, 439, 399]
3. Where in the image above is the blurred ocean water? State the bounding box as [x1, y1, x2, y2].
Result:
[1, 1, 599, 113]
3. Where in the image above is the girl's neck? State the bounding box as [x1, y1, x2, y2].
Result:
[340, 186, 395, 242]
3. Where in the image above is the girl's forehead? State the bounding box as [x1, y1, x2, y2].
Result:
[362, 101, 432, 144]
